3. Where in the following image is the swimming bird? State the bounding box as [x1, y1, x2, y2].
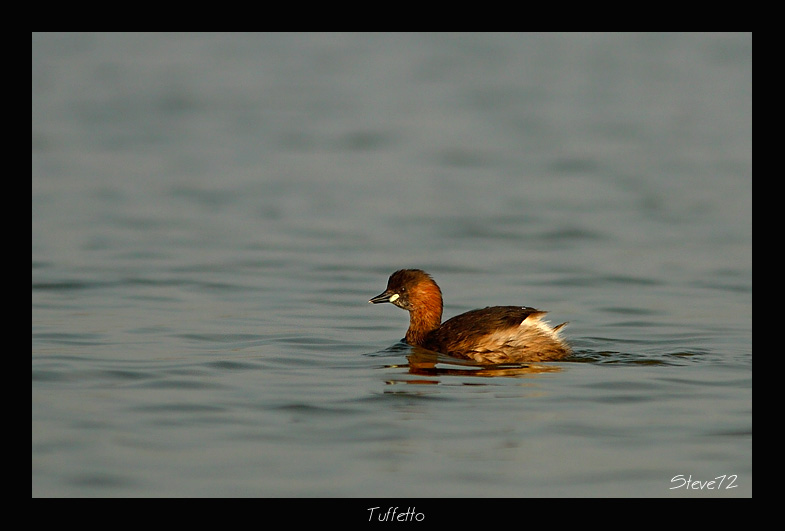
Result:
[369, 269, 570, 364]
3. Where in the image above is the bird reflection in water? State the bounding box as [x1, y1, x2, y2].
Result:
[387, 346, 563, 383]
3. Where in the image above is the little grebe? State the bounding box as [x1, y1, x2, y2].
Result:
[369, 269, 570, 364]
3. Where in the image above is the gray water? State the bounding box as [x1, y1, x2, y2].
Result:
[32, 32, 752, 498]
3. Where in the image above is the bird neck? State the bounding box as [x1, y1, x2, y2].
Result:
[404, 285, 443, 346]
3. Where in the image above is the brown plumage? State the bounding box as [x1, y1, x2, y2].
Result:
[369, 269, 571, 364]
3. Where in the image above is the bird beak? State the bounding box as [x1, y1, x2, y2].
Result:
[369, 290, 395, 304]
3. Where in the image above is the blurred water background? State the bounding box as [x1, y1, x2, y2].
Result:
[32, 32, 751, 497]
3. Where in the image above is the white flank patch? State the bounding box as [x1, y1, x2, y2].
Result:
[521, 314, 561, 338]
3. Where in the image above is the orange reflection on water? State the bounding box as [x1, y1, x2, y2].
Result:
[399, 346, 564, 380]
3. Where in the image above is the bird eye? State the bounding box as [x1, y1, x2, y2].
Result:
[400, 287, 407, 293]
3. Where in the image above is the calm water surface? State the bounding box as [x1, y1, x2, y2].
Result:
[32, 33, 751, 498]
